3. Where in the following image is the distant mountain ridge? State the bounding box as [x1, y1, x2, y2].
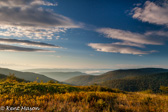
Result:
[0, 67, 57, 82]
[65, 68, 168, 86]
[23, 68, 112, 75]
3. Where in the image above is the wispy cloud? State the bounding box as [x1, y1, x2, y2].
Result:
[131, 1, 168, 26]
[96, 28, 162, 45]
[0, 0, 81, 39]
[88, 27, 164, 55]
[145, 30, 168, 37]
[0, 38, 61, 48]
[0, 44, 54, 52]
[111, 42, 145, 48]
[88, 43, 157, 55]
[88, 1, 168, 55]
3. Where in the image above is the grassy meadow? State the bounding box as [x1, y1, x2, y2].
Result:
[0, 75, 168, 112]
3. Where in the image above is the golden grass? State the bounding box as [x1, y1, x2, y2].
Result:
[0, 92, 168, 112]
[0, 79, 168, 112]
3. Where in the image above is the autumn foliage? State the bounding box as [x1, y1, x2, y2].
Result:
[0, 76, 168, 112]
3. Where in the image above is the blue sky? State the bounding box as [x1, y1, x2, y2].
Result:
[0, 0, 168, 70]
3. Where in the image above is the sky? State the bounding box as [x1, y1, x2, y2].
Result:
[0, 0, 168, 70]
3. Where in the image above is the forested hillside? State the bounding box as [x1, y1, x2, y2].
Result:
[65, 68, 168, 86]
[100, 72, 168, 92]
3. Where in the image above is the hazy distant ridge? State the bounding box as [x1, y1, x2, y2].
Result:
[40, 72, 88, 81]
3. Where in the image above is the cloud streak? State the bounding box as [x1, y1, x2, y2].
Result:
[0, 38, 61, 48]
[0, 44, 54, 52]
[88, 43, 156, 55]
[88, 27, 165, 55]
[145, 30, 168, 37]
[96, 28, 162, 45]
[132, 1, 168, 26]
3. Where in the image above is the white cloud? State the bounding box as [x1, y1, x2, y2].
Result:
[0, 26, 67, 39]
[132, 1, 168, 26]
[90, 28, 166, 55]
[0, 0, 80, 39]
[88, 43, 157, 55]
[96, 28, 162, 45]
[90, 1, 168, 55]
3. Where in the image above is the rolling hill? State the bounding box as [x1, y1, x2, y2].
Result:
[0, 67, 57, 82]
[1, 77, 168, 112]
[100, 72, 168, 92]
[65, 68, 168, 86]
[40, 72, 88, 81]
